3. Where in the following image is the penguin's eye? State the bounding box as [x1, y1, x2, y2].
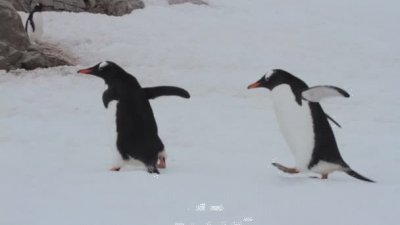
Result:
[264, 74, 270, 81]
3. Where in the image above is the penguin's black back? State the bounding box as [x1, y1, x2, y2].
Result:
[308, 102, 346, 169]
[113, 74, 164, 165]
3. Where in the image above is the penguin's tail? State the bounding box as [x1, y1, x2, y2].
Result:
[343, 167, 375, 183]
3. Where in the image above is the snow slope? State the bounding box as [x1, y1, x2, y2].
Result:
[1, 0, 400, 224]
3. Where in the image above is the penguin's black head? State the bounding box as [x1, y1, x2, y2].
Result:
[78, 61, 127, 82]
[33, 3, 43, 12]
[247, 69, 307, 91]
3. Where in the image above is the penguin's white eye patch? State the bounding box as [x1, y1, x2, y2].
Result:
[264, 69, 276, 81]
[99, 61, 108, 70]
[264, 70, 273, 81]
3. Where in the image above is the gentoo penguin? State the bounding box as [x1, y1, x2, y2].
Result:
[25, 3, 43, 43]
[78, 61, 190, 174]
[248, 69, 374, 182]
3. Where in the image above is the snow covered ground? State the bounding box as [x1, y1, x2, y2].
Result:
[1, 0, 400, 224]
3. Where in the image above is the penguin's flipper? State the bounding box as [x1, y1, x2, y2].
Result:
[143, 86, 191, 100]
[24, 16, 30, 32]
[302, 85, 350, 102]
[29, 17, 35, 32]
[325, 113, 341, 128]
[102, 88, 118, 108]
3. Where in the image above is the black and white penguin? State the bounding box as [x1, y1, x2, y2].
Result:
[248, 69, 374, 182]
[25, 2, 43, 43]
[78, 61, 190, 174]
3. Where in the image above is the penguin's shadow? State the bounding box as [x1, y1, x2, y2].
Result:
[271, 174, 349, 186]
[111, 165, 147, 173]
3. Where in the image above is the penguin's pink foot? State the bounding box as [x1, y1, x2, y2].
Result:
[157, 156, 166, 169]
[272, 162, 299, 174]
[110, 167, 121, 171]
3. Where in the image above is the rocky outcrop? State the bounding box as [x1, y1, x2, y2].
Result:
[0, 0, 30, 70]
[0, 1, 72, 71]
[5, 0, 30, 11]
[86, 0, 144, 16]
[0, 2, 30, 51]
[4, 0, 145, 16]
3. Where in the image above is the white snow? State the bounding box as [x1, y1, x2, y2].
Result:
[1, 0, 400, 225]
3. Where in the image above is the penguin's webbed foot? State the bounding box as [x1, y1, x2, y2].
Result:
[157, 156, 166, 169]
[272, 162, 299, 174]
[110, 167, 121, 171]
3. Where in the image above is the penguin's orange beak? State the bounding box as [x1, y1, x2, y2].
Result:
[77, 67, 93, 75]
[247, 81, 261, 89]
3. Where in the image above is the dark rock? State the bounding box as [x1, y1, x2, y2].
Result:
[3, 0, 30, 12]
[4, 0, 145, 16]
[19, 52, 68, 70]
[88, 0, 144, 16]
[0, 1, 30, 50]
[0, 0, 30, 70]
[0, 0, 72, 71]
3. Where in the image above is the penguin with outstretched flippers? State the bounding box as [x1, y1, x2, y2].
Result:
[248, 69, 374, 182]
[78, 61, 190, 174]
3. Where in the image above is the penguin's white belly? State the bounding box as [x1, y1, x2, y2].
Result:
[310, 161, 341, 174]
[271, 85, 315, 171]
[105, 101, 118, 157]
[27, 13, 43, 43]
